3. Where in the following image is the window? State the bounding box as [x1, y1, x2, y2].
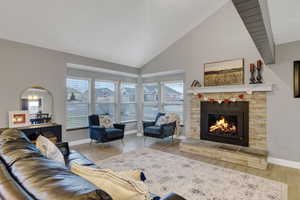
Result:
[120, 83, 137, 121]
[66, 78, 90, 129]
[28, 100, 40, 115]
[95, 81, 116, 119]
[163, 81, 184, 122]
[143, 83, 159, 120]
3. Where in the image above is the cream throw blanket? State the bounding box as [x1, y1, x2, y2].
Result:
[71, 163, 150, 200]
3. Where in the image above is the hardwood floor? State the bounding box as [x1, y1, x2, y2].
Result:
[72, 135, 300, 200]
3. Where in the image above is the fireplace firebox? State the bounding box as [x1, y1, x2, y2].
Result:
[200, 102, 249, 147]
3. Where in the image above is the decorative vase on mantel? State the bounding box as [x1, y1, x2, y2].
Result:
[249, 63, 256, 84]
[256, 60, 263, 84]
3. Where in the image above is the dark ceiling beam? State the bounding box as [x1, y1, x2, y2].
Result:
[232, 0, 275, 64]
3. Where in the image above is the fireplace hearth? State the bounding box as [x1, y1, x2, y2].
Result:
[200, 102, 249, 147]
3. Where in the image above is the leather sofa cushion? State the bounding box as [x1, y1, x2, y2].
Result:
[0, 130, 43, 167]
[10, 157, 111, 200]
[0, 159, 33, 200]
[0, 129, 112, 200]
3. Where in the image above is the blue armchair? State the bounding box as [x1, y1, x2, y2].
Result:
[88, 115, 125, 144]
[143, 113, 176, 141]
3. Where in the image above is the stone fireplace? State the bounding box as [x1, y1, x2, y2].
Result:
[190, 91, 267, 150]
[180, 86, 272, 170]
[200, 101, 249, 147]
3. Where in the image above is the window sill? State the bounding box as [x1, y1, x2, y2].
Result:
[66, 127, 88, 132]
[120, 120, 137, 123]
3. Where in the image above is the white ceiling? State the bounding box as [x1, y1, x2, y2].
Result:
[268, 0, 300, 45]
[0, 0, 228, 67]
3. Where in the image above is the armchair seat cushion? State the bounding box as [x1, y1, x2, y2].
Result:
[144, 126, 161, 135]
[106, 128, 124, 139]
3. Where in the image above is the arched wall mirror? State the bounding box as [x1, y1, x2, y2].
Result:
[20, 86, 54, 125]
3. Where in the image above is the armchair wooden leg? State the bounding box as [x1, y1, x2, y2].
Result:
[90, 139, 93, 146]
[171, 135, 174, 143]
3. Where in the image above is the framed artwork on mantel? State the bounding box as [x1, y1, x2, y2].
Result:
[204, 58, 244, 86]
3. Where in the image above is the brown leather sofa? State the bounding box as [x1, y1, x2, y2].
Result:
[0, 129, 185, 200]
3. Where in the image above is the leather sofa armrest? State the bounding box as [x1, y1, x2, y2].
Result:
[113, 123, 125, 130]
[160, 193, 186, 200]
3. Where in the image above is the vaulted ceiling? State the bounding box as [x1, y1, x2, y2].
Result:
[268, 0, 300, 45]
[0, 0, 299, 68]
[0, 0, 228, 67]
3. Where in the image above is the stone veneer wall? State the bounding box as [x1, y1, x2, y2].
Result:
[190, 92, 267, 151]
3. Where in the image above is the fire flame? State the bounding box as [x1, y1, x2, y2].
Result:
[209, 117, 236, 133]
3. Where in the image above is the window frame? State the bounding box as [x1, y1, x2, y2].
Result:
[94, 79, 117, 121]
[65, 76, 185, 131]
[66, 76, 91, 131]
[120, 82, 137, 123]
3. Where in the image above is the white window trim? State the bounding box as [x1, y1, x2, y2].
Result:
[122, 120, 138, 123]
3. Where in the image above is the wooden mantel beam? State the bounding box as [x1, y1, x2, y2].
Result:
[232, 0, 275, 64]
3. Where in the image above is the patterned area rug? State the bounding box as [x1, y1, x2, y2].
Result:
[97, 148, 287, 200]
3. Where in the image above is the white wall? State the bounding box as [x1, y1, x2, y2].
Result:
[0, 39, 138, 141]
[0, 39, 66, 130]
[142, 1, 300, 162]
[266, 41, 300, 162]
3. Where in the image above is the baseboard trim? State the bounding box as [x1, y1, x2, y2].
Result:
[268, 157, 300, 169]
[69, 130, 138, 147]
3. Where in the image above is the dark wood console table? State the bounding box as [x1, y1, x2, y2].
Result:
[18, 123, 62, 143]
